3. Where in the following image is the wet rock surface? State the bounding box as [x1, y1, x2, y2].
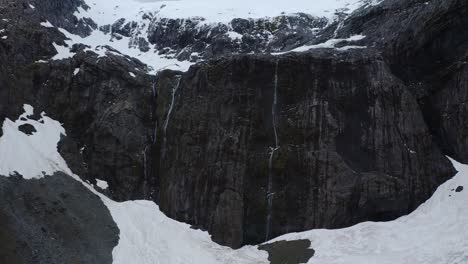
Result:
[258, 239, 315, 264]
[0, 172, 119, 264]
[155, 51, 455, 247]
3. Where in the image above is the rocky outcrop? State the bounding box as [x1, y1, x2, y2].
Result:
[146, 14, 330, 61]
[9, 51, 156, 201]
[154, 50, 455, 247]
[422, 56, 468, 163]
[0, 0, 157, 200]
[0, 172, 119, 264]
[336, 0, 468, 163]
[336, 0, 468, 86]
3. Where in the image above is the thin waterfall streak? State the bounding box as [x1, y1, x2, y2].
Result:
[151, 80, 156, 97]
[143, 145, 149, 199]
[266, 60, 280, 241]
[163, 76, 182, 134]
[161, 75, 182, 159]
[151, 80, 159, 144]
[266, 146, 278, 241]
[272, 60, 279, 148]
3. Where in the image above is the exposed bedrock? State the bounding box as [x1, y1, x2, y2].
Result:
[422, 57, 468, 163]
[339, 0, 468, 83]
[0, 172, 119, 264]
[154, 50, 455, 247]
[339, 0, 468, 164]
[0, 48, 157, 201]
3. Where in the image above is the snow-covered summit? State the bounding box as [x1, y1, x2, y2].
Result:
[43, 0, 382, 73]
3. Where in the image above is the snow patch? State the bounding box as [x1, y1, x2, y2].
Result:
[0, 105, 71, 179]
[40, 20, 54, 28]
[275, 35, 366, 54]
[52, 42, 75, 60]
[50, 26, 192, 73]
[226, 31, 243, 41]
[96, 179, 109, 189]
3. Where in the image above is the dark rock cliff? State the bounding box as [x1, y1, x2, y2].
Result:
[0, 0, 467, 253]
[154, 50, 454, 247]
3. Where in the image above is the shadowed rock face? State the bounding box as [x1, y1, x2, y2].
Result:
[154, 51, 455, 247]
[339, 0, 468, 84]
[259, 239, 315, 264]
[0, 48, 157, 201]
[339, 0, 468, 164]
[0, 172, 119, 264]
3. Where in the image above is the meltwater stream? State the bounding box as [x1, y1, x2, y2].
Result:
[161, 75, 182, 160]
[266, 60, 280, 241]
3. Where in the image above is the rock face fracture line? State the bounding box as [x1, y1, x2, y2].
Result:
[266, 60, 280, 241]
[161, 75, 182, 160]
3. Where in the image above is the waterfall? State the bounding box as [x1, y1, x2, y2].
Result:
[266, 146, 279, 241]
[151, 79, 157, 97]
[272, 60, 279, 149]
[265, 60, 280, 241]
[151, 80, 158, 144]
[143, 145, 149, 199]
[161, 75, 182, 159]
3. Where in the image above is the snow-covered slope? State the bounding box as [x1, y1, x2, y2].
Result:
[1, 104, 467, 264]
